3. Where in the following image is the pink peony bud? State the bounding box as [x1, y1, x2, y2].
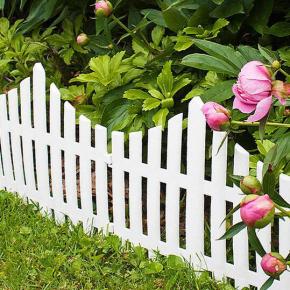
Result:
[232, 61, 275, 122]
[240, 194, 274, 228]
[76, 33, 89, 46]
[95, 0, 113, 17]
[261, 252, 287, 278]
[272, 80, 290, 105]
[240, 176, 262, 195]
[201, 102, 230, 131]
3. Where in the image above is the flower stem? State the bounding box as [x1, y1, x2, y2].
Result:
[279, 68, 290, 78]
[275, 203, 290, 218]
[231, 120, 290, 128]
[111, 14, 155, 54]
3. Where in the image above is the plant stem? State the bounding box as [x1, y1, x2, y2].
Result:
[231, 120, 290, 128]
[279, 68, 290, 78]
[111, 14, 155, 54]
[275, 203, 290, 218]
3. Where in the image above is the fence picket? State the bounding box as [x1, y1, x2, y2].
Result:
[233, 144, 250, 287]
[79, 115, 93, 232]
[166, 114, 183, 251]
[112, 131, 126, 237]
[94, 125, 109, 230]
[279, 174, 290, 288]
[1, 65, 290, 289]
[20, 78, 36, 198]
[186, 97, 206, 265]
[147, 126, 162, 251]
[8, 89, 25, 198]
[64, 102, 78, 225]
[129, 131, 143, 238]
[49, 84, 65, 223]
[256, 161, 271, 286]
[32, 63, 50, 215]
[0, 94, 14, 192]
[211, 131, 228, 279]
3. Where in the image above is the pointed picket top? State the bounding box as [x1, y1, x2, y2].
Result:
[188, 95, 204, 110]
[64, 100, 75, 113]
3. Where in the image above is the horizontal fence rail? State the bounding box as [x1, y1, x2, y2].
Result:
[0, 63, 289, 289]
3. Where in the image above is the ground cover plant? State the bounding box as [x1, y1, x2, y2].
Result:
[0, 191, 235, 290]
[0, 0, 290, 289]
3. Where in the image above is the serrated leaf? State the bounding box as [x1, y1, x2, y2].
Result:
[218, 222, 246, 240]
[152, 26, 165, 47]
[142, 98, 161, 111]
[124, 89, 151, 100]
[148, 89, 164, 100]
[157, 61, 174, 98]
[152, 108, 169, 128]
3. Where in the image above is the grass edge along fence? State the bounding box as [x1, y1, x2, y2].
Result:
[0, 63, 289, 289]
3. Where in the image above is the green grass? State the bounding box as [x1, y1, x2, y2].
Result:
[0, 191, 235, 290]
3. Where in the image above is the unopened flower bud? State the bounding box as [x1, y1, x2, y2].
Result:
[240, 176, 262, 195]
[201, 102, 231, 131]
[284, 108, 290, 117]
[261, 252, 287, 278]
[240, 194, 274, 229]
[95, 0, 113, 17]
[77, 33, 89, 46]
[271, 60, 281, 70]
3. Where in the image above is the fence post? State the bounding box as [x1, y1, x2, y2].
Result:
[186, 97, 206, 266]
[211, 131, 228, 279]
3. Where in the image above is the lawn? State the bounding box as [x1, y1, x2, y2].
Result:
[0, 191, 234, 290]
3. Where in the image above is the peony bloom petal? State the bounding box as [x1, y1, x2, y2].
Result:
[239, 61, 271, 80]
[246, 96, 273, 122]
[233, 95, 256, 113]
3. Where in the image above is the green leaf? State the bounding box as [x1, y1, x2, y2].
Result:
[192, 39, 246, 70]
[256, 140, 275, 156]
[182, 54, 238, 76]
[237, 45, 264, 62]
[258, 45, 278, 63]
[148, 89, 164, 100]
[210, 0, 244, 18]
[266, 22, 290, 37]
[124, 89, 151, 100]
[167, 255, 185, 270]
[152, 26, 165, 47]
[182, 88, 205, 102]
[174, 36, 194, 52]
[171, 77, 191, 97]
[162, 7, 187, 33]
[152, 108, 169, 128]
[247, 0, 274, 34]
[144, 261, 163, 274]
[220, 204, 241, 226]
[230, 174, 243, 187]
[259, 113, 269, 141]
[141, 9, 167, 27]
[247, 228, 266, 257]
[201, 80, 235, 102]
[157, 61, 174, 98]
[278, 46, 290, 67]
[260, 277, 274, 290]
[142, 98, 161, 111]
[262, 171, 276, 197]
[218, 222, 246, 240]
[0, 0, 5, 10]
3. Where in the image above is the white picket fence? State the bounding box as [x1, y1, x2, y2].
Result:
[0, 63, 289, 289]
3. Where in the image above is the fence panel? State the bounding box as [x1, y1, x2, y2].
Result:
[0, 63, 290, 289]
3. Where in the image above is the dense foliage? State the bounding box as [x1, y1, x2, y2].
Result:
[0, 1, 290, 289]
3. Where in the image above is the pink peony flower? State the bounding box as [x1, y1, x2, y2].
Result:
[232, 61, 273, 122]
[240, 194, 274, 228]
[95, 0, 113, 17]
[76, 33, 89, 46]
[261, 253, 287, 278]
[201, 102, 230, 131]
